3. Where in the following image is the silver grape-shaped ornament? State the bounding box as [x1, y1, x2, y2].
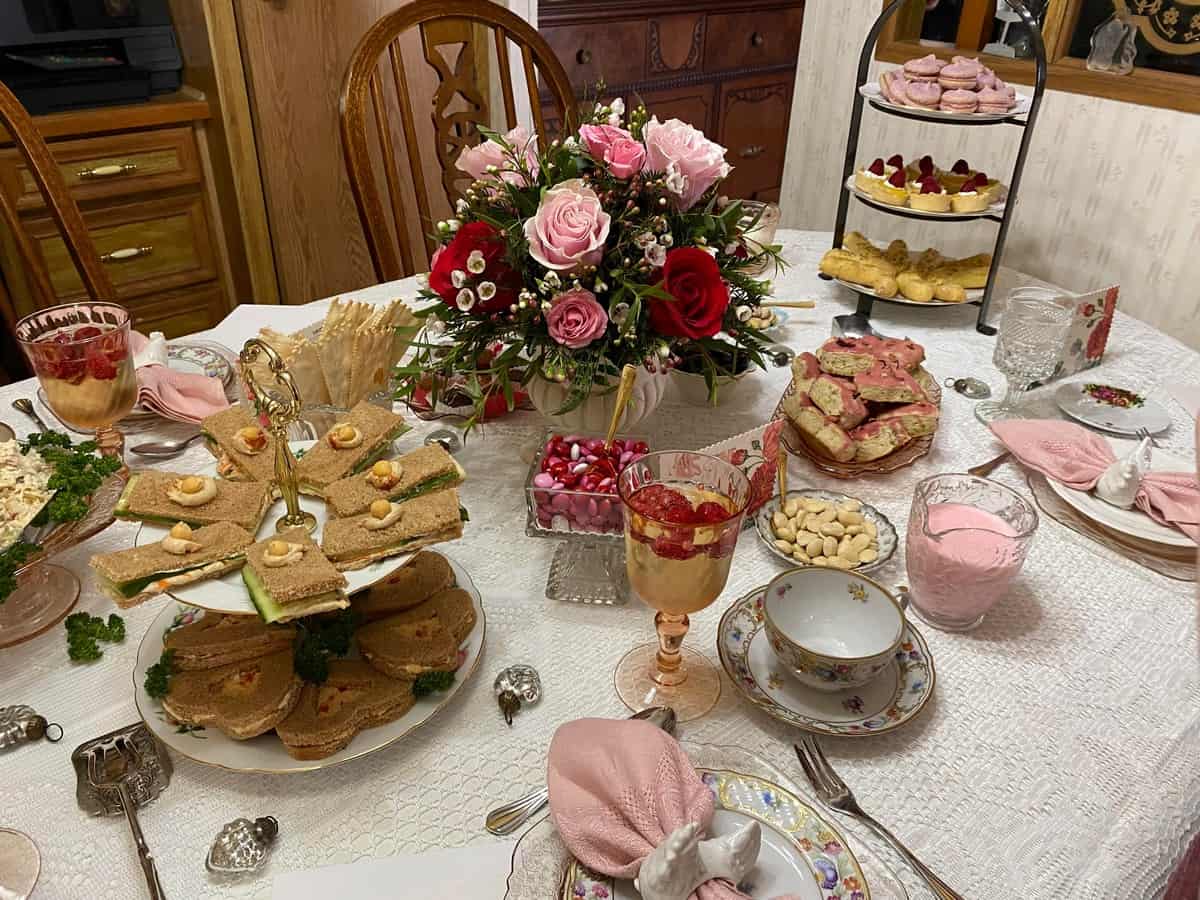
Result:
[493, 665, 541, 726]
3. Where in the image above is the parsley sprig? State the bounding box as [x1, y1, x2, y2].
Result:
[65, 612, 125, 662]
[293, 610, 360, 684]
[0, 541, 40, 601]
[21, 432, 122, 526]
[144, 649, 176, 699]
[412, 670, 456, 698]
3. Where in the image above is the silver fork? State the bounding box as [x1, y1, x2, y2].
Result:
[795, 737, 964, 900]
[1136, 427, 1160, 449]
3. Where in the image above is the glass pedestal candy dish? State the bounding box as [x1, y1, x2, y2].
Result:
[524, 430, 650, 605]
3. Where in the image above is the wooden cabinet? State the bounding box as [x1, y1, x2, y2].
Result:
[539, 0, 804, 201]
[0, 94, 234, 338]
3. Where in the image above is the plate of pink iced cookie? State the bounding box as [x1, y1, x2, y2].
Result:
[861, 54, 1031, 121]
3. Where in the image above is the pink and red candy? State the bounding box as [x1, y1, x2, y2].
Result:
[531, 434, 649, 534]
[30, 325, 127, 384]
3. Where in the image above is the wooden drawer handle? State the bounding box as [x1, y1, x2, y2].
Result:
[101, 245, 153, 264]
[77, 162, 138, 179]
[740, 145, 767, 159]
[576, 48, 592, 64]
[751, 32, 766, 47]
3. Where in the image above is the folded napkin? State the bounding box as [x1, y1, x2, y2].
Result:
[990, 419, 1200, 542]
[130, 331, 229, 425]
[547, 718, 800, 900]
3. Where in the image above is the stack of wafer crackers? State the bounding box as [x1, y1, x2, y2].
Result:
[249, 298, 417, 408]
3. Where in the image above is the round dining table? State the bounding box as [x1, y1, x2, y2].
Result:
[1, 229, 1196, 899]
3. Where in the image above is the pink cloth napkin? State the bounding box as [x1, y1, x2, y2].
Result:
[547, 718, 800, 900]
[990, 419, 1200, 542]
[130, 332, 229, 425]
[1165, 831, 1200, 900]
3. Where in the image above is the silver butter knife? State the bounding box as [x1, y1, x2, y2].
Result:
[484, 706, 676, 836]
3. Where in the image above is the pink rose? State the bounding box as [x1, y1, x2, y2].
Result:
[546, 288, 608, 349]
[456, 125, 538, 186]
[641, 116, 731, 210]
[579, 125, 647, 179]
[523, 178, 611, 272]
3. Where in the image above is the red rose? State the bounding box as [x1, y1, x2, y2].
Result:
[429, 221, 520, 313]
[648, 247, 730, 339]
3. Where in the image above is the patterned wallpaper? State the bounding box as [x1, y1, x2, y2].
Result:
[779, 0, 1200, 349]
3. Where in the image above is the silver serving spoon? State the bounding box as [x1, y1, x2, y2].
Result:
[11, 399, 47, 433]
[129, 432, 205, 458]
[484, 706, 677, 836]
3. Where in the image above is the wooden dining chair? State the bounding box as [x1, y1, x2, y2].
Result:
[340, 0, 577, 283]
[0, 80, 115, 321]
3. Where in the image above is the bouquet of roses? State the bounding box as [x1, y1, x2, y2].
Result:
[395, 98, 782, 429]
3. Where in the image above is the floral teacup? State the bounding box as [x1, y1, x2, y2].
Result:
[762, 567, 904, 692]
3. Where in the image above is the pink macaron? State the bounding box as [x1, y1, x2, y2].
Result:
[939, 89, 979, 114]
[905, 81, 942, 110]
[902, 54, 945, 82]
[879, 69, 910, 105]
[977, 87, 1014, 114]
[938, 61, 981, 91]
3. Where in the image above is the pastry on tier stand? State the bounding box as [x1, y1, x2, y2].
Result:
[950, 174, 992, 213]
[941, 159, 976, 192]
[907, 176, 951, 213]
[853, 157, 894, 195]
[872, 168, 910, 206]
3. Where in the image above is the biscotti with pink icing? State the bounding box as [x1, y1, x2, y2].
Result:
[816, 337, 878, 376]
[790, 352, 822, 394]
[782, 391, 855, 462]
[874, 402, 939, 437]
[859, 336, 925, 372]
[809, 374, 869, 429]
[854, 359, 927, 404]
[851, 419, 913, 462]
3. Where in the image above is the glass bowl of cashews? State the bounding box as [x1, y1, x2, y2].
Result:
[755, 489, 897, 574]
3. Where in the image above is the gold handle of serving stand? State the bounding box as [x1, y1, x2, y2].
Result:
[239, 338, 317, 534]
[605, 364, 639, 450]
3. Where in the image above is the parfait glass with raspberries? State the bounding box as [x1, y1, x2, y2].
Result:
[16, 302, 138, 465]
[615, 451, 751, 721]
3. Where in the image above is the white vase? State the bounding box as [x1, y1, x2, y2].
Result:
[669, 368, 760, 408]
[526, 366, 668, 432]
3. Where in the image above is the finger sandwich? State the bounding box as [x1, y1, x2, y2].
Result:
[323, 444, 464, 518]
[243, 527, 349, 624]
[321, 489, 465, 571]
[294, 401, 410, 495]
[114, 472, 273, 532]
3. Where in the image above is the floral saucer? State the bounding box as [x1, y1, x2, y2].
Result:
[561, 767, 870, 900]
[1054, 381, 1171, 437]
[717, 586, 934, 736]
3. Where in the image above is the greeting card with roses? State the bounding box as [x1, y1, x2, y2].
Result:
[394, 98, 782, 430]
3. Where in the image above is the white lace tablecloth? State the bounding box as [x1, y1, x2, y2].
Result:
[1, 230, 1196, 900]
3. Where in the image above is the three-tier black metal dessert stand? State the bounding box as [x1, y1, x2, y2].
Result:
[825, 0, 1047, 335]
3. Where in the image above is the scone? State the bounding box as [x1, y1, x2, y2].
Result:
[854, 359, 927, 404]
[809, 374, 869, 429]
[851, 419, 913, 462]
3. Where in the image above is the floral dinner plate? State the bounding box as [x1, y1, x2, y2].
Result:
[1053, 381, 1172, 437]
[561, 767, 870, 899]
[718, 585, 934, 737]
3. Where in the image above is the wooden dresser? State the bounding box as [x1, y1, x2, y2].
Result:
[539, 0, 805, 202]
[0, 92, 234, 338]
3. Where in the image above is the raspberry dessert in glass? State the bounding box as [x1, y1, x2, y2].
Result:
[615, 450, 750, 721]
[16, 302, 138, 463]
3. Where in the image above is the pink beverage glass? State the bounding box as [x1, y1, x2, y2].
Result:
[905, 473, 1038, 631]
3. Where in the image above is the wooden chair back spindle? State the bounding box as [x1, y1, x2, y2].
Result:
[0, 81, 115, 316]
[340, 0, 576, 283]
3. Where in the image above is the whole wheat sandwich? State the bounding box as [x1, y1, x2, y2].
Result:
[321, 488, 465, 571]
[275, 659, 415, 760]
[243, 528, 349, 624]
[323, 444, 464, 518]
[201, 406, 278, 483]
[365, 587, 477, 645]
[356, 614, 460, 680]
[90, 521, 255, 608]
[352, 551, 456, 622]
[162, 614, 297, 671]
[294, 401, 409, 495]
[161, 648, 303, 740]
[115, 472, 273, 532]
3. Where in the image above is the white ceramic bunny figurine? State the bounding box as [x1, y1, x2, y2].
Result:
[1095, 436, 1152, 509]
[635, 819, 762, 900]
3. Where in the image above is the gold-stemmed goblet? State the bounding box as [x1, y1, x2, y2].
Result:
[615, 450, 751, 721]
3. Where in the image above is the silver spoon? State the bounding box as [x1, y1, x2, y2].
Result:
[11, 399, 47, 432]
[484, 706, 677, 836]
[129, 432, 204, 458]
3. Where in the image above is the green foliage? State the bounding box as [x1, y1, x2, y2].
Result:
[412, 670, 456, 698]
[0, 541, 39, 604]
[144, 649, 176, 699]
[392, 95, 783, 432]
[293, 609, 360, 684]
[65, 612, 126, 662]
[22, 431, 122, 525]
